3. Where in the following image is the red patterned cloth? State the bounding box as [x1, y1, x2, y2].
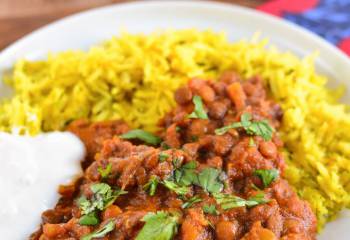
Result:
[258, 0, 350, 56]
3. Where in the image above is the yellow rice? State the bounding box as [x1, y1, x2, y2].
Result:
[1, 29, 350, 230]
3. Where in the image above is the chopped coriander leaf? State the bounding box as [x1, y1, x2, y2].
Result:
[98, 163, 112, 179]
[79, 212, 99, 226]
[196, 168, 224, 194]
[144, 176, 159, 196]
[78, 183, 127, 224]
[90, 183, 111, 194]
[90, 183, 128, 210]
[161, 142, 171, 150]
[120, 129, 161, 146]
[163, 180, 189, 195]
[187, 95, 208, 119]
[213, 193, 269, 210]
[213, 193, 246, 209]
[81, 220, 115, 240]
[203, 204, 219, 215]
[77, 196, 95, 216]
[214, 122, 241, 135]
[106, 189, 128, 207]
[174, 161, 198, 186]
[215, 113, 274, 141]
[246, 121, 274, 141]
[172, 158, 182, 168]
[182, 196, 202, 209]
[182, 161, 197, 169]
[78, 183, 128, 228]
[159, 152, 169, 162]
[175, 126, 181, 132]
[245, 193, 270, 207]
[241, 112, 251, 127]
[136, 211, 180, 240]
[241, 113, 274, 140]
[254, 169, 279, 188]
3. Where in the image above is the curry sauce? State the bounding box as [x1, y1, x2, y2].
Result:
[32, 72, 317, 240]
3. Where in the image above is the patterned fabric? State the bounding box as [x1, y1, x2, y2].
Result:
[258, 0, 350, 56]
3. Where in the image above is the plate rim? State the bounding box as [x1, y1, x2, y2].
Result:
[0, 0, 349, 66]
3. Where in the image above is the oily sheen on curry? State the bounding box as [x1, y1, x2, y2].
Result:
[31, 73, 317, 240]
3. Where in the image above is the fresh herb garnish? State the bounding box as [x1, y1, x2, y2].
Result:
[79, 212, 99, 226]
[254, 169, 279, 188]
[161, 142, 171, 150]
[163, 180, 189, 196]
[203, 204, 219, 215]
[159, 152, 169, 162]
[161, 161, 199, 196]
[246, 193, 270, 207]
[143, 176, 159, 196]
[188, 95, 208, 119]
[182, 196, 202, 209]
[213, 193, 269, 210]
[172, 158, 182, 169]
[90, 183, 127, 209]
[120, 129, 161, 146]
[78, 183, 127, 226]
[78, 196, 95, 217]
[175, 126, 181, 132]
[98, 163, 112, 179]
[196, 168, 224, 194]
[167, 162, 224, 196]
[81, 220, 115, 240]
[215, 113, 274, 141]
[135, 211, 179, 240]
[174, 161, 198, 186]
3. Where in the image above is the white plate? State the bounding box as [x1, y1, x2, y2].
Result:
[0, 1, 349, 239]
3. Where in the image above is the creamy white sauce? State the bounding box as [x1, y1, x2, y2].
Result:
[0, 132, 85, 240]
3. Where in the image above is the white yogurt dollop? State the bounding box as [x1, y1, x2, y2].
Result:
[0, 131, 85, 240]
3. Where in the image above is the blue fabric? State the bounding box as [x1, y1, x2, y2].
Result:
[284, 0, 350, 45]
